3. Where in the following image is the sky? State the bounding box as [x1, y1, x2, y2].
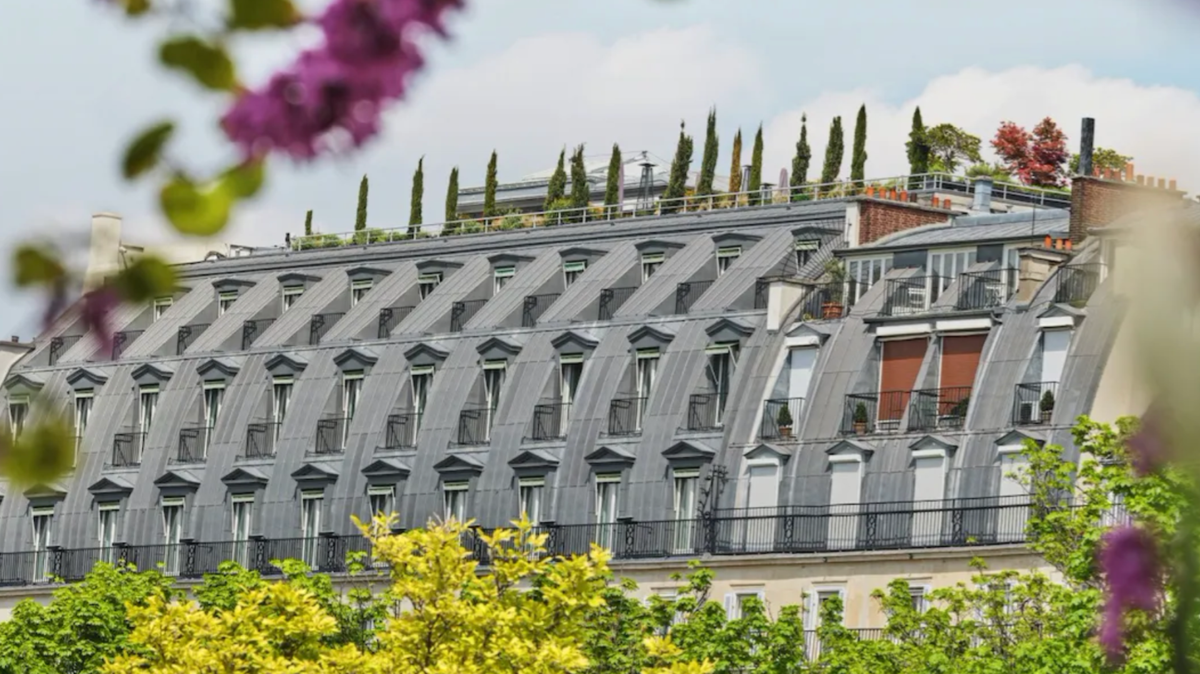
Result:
[2, 0, 1200, 339]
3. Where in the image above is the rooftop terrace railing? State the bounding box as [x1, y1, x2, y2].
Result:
[242, 318, 275, 349]
[243, 421, 279, 459]
[176, 323, 209, 355]
[955, 269, 1011, 311]
[450, 299, 488, 333]
[1054, 263, 1103, 305]
[675, 280, 714, 314]
[522, 293, 560, 327]
[49, 334, 84, 365]
[280, 173, 1070, 254]
[377, 305, 414, 338]
[797, 280, 858, 320]
[881, 275, 939, 317]
[309, 312, 345, 346]
[598, 286, 638, 320]
[384, 412, 420, 450]
[0, 497, 1065, 587]
[111, 329, 144, 359]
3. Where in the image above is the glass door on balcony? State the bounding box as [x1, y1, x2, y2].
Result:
[417, 272, 441, 299]
[31, 509, 53, 582]
[928, 248, 977, 301]
[8, 396, 28, 436]
[705, 343, 737, 426]
[368, 485, 395, 518]
[519, 478, 544, 526]
[672, 471, 698, 553]
[202, 384, 224, 454]
[595, 476, 619, 548]
[559, 356, 582, 433]
[443, 483, 467, 522]
[846, 257, 891, 303]
[74, 391, 93, 466]
[301, 491, 323, 567]
[98, 503, 118, 564]
[482, 361, 506, 442]
[272, 377, 292, 442]
[231, 495, 253, 567]
[411, 366, 432, 434]
[162, 497, 183, 575]
[641, 252, 663, 281]
[341, 372, 363, 448]
[634, 349, 658, 431]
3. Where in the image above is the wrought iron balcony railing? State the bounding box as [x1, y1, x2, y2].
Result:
[675, 280, 714, 314]
[841, 391, 909, 435]
[244, 421, 280, 459]
[760, 397, 805, 440]
[797, 280, 858, 320]
[384, 412, 421, 450]
[175, 425, 212, 464]
[907, 386, 972, 432]
[377, 305, 414, 338]
[955, 269, 1010, 311]
[522, 293, 560, 327]
[1013, 381, 1058, 426]
[111, 431, 146, 468]
[1054, 264, 1102, 305]
[685, 393, 723, 431]
[450, 299, 487, 332]
[529, 402, 571, 441]
[176, 323, 209, 355]
[48, 334, 84, 366]
[881, 275, 940, 317]
[309, 313, 345, 345]
[598, 286, 638, 320]
[607, 396, 648, 436]
[242, 318, 275, 349]
[753, 278, 769, 310]
[111, 330, 144, 359]
[456, 406, 496, 446]
[314, 417, 349, 455]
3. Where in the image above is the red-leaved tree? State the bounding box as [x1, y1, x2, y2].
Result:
[991, 117, 1069, 188]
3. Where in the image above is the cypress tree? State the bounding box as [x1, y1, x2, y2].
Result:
[662, 121, 694, 214]
[569, 143, 589, 211]
[748, 124, 764, 205]
[728, 129, 743, 195]
[444, 166, 459, 224]
[483, 151, 498, 218]
[790, 114, 812, 195]
[819, 116, 844, 188]
[304, 209, 313, 236]
[604, 143, 622, 214]
[354, 174, 369, 231]
[408, 157, 424, 234]
[906, 107, 930, 176]
[544, 148, 567, 211]
[696, 107, 719, 196]
[850, 104, 868, 188]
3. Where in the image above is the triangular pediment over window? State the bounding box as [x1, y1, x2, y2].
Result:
[1037, 303, 1085, 328]
[66, 367, 108, 390]
[995, 429, 1046, 449]
[585, 445, 636, 468]
[88, 475, 135, 498]
[4, 372, 45, 395]
[743, 443, 792, 464]
[705, 317, 754, 344]
[634, 239, 685, 254]
[558, 246, 607, 261]
[333, 347, 378, 371]
[265, 352, 308, 377]
[154, 469, 202, 492]
[24, 482, 67, 507]
[509, 449, 560, 477]
[345, 266, 392, 282]
[627, 324, 675, 350]
[212, 278, 256, 293]
[434, 453, 485, 474]
[662, 439, 716, 463]
[908, 435, 958, 453]
[404, 341, 450, 367]
[785, 322, 830, 348]
[826, 439, 876, 462]
[221, 466, 270, 488]
[477, 336, 523, 360]
[362, 458, 411, 482]
[196, 357, 241, 382]
[487, 253, 534, 267]
[291, 462, 340, 485]
[712, 232, 762, 247]
[551, 330, 599, 353]
[277, 272, 321, 285]
[132, 362, 174, 386]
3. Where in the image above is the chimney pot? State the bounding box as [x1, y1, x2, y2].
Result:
[971, 176, 994, 212]
[1170, 179, 1178, 191]
[1136, 175, 1145, 185]
[900, 190, 908, 201]
[1157, 178, 1166, 189]
[866, 186, 875, 197]
[1078, 117, 1095, 177]
[1065, 239, 1073, 251]
[9, 335, 17, 343]
[1126, 163, 1135, 181]
[1044, 235, 1052, 248]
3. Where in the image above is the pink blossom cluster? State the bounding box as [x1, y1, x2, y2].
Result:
[1098, 525, 1161, 662]
[222, 0, 462, 160]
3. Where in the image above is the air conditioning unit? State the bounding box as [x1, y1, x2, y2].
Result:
[1017, 401, 1036, 424]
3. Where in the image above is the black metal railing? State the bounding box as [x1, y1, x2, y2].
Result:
[384, 412, 420, 450]
[1054, 264, 1102, 305]
[797, 280, 859, 320]
[686, 393, 723, 431]
[908, 386, 972, 432]
[48, 334, 84, 366]
[456, 406, 496, 446]
[607, 397, 648, 436]
[314, 417, 349, 454]
[377, 305, 414, 338]
[111, 330, 144, 359]
[530, 402, 571, 441]
[760, 398, 805, 440]
[242, 318, 275, 349]
[881, 275, 939, 317]
[754, 278, 769, 310]
[598, 286, 638, 320]
[842, 391, 910, 435]
[522, 294, 560, 327]
[1013, 381, 1058, 425]
[955, 269, 1010, 311]
[0, 498, 1063, 587]
[309, 313, 345, 345]
[675, 280, 714, 314]
[244, 422, 280, 459]
[176, 324, 209, 355]
[450, 299, 487, 332]
[111, 431, 145, 467]
[176, 425, 212, 463]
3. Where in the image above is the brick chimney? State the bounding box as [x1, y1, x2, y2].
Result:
[845, 193, 955, 247]
[1069, 117, 1185, 245]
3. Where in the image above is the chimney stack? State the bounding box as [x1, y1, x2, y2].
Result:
[971, 176, 994, 212]
[1078, 117, 1095, 177]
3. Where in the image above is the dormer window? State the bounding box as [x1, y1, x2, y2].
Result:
[493, 266, 515, 293]
[563, 261, 587, 287]
[846, 256, 892, 303]
[641, 252, 664, 281]
[795, 240, 819, 270]
[153, 296, 173, 321]
[929, 248, 977, 298]
[418, 273, 442, 300]
[217, 291, 238, 316]
[482, 359, 507, 436]
[202, 382, 224, 452]
[705, 342, 739, 426]
[138, 385, 159, 434]
[351, 279, 373, 307]
[411, 365, 433, 418]
[716, 246, 742, 276]
[282, 285, 305, 311]
[8, 395, 29, 437]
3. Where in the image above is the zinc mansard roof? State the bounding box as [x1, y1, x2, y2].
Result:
[850, 208, 1071, 253]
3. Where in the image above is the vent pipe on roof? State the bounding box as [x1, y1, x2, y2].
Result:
[971, 176, 994, 213]
[1078, 117, 1095, 177]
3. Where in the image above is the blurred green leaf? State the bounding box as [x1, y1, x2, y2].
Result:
[159, 36, 236, 91]
[118, 0, 152, 15]
[160, 176, 234, 236]
[220, 159, 265, 199]
[0, 406, 75, 487]
[121, 120, 175, 180]
[13, 245, 65, 288]
[228, 0, 301, 30]
[114, 256, 176, 303]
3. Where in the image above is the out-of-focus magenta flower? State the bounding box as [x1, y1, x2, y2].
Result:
[1098, 525, 1162, 662]
[40, 277, 69, 332]
[1127, 411, 1166, 476]
[223, 0, 462, 160]
[81, 287, 119, 359]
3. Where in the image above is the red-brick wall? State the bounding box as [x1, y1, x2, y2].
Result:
[1069, 176, 1184, 244]
[857, 199, 951, 246]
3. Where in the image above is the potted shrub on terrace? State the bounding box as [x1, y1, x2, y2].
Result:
[776, 404, 794, 438]
[948, 396, 970, 428]
[1039, 388, 1055, 424]
[822, 259, 847, 319]
[852, 402, 869, 435]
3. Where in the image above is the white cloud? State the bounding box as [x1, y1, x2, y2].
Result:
[763, 65, 1200, 192]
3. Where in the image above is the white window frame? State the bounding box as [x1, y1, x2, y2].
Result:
[634, 349, 659, 429]
[641, 252, 664, 282]
[595, 474, 620, 548]
[98, 502, 120, 562]
[927, 247, 977, 300]
[493, 265, 516, 293]
[7, 395, 29, 437]
[300, 490, 323, 567]
[845, 256, 892, 303]
[367, 484, 396, 518]
[417, 272, 442, 300]
[482, 360, 507, 440]
[805, 586, 847, 630]
[342, 371, 364, 442]
[73, 390, 93, 467]
[672, 468, 699, 552]
[153, 296, 173, 321]
[794, 239, 819, 270]
[909, 583, 931, 613]
[161, 496, 185, 574]
[31, 507, 54, 581]
[217, 290, 238, 316]
[202, 381, 224, 427]
[725, 588, 767, 620]
[138, 385, 159, 437]
[282, 284, 305, 311]
[443, 481, 468, 522]
[350, 279, 373, 307]
[559, 355, 583, 430]
[231, 493, 254, 566]
[563, 260, 587, 287]
[716, 246, 742, 276]
[518, 477, 545, 525]
[272, 376, 292, 441]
